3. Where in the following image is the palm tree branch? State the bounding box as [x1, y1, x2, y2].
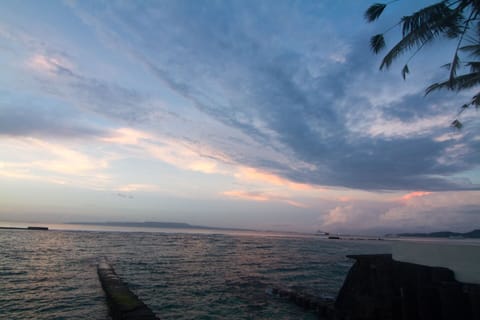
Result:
[426, 71, 480, 93]
[380, 2, 464, 69]
[448, 9, 477, 84]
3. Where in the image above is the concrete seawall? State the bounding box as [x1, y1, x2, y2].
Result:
[274, 254, 480, 319]
[392, 240, 480, 284]
[334, 254, 480, 320]
[97, 259, 159, 320]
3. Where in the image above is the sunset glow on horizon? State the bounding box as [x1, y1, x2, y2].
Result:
[1, 0, 479, 234]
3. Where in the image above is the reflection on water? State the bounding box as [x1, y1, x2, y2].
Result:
[0, 230, 108, 319]
[0, 228, 390, 319]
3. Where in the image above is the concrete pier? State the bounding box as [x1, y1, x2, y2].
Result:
[97, 259, 159, 320]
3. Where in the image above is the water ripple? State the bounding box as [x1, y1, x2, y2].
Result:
[0, 229, 389, 319]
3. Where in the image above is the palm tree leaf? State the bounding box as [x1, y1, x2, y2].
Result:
[380, 2, 463, 69]
[401, 2, 462, 37]
[471, 92, 480, 107]
[365, 3, 386, 22]
[401, 64, 410, 79]
[380, 30, 437, 69]
[451, 119, 463, 129]
[466, 61, 480, 72]
[441, 62, 452, 70]
[370, 34, 386, 53]
[460, 44, 480, 57]
[426, 71, 480, 93]
[449, 53, 460, 82]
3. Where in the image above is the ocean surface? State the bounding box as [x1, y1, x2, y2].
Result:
[0, 225, 391, 319]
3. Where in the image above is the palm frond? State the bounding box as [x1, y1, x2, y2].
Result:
[448, 53, 461, 82]
[426, 71, 480, 93]
[365, 3, 387, 22]
[370, 34, 386, 53]
[380, 2, 463, 69]
[451, 119, 463, 129]
[401, 64, 410, 79]
[380, 29, 436, 69]
[401, 2, 462, 37]
[460, 43, 480, 56]
[441, 62, 452, 69]
[466, 61, 480, 72]
[471, 92, 480, 107]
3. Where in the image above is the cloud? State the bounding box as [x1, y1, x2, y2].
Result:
[101, 128, 151, 144]
[26, 53, 155, 123]
[222, 190, 308, 208]
[101, 127, 324, 196]
[27, 54, 76, 75]
[3, 2, 479, 195]
[0, 101, 106, 140]
[116, 183, 162, 192]
[0, 137, 111, 188]
[116, 193, 134, 199]
[320, 191, 480, 234]
[400, 191, 432, 201]
[234, 167, 319, 191]
[66, 0, 480, 192]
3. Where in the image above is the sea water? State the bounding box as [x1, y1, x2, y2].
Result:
[0, 227, 390, 319]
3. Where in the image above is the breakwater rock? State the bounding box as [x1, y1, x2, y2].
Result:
[334, 254, 480, 320]
[97, 259, 159, 320]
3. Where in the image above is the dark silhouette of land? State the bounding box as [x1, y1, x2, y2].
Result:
[396, 229, 480, 239]
[70, 221, 251, 232]
[0, 226, 49, 231]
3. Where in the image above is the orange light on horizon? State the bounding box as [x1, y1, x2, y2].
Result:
[222, 190, 308, 208]
[101, 128, 152, 145]
[234, 167, 320, 191]
[222, 190, 269, 202]
[401, 191, 432, 201]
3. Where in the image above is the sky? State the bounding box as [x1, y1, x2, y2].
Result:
[0, 0, 479, 234]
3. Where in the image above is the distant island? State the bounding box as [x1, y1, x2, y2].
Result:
[70, 221, 251, 232]
[396, 229, 480, 239]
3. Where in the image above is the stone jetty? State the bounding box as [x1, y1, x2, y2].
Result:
[97, 259, 159, 320]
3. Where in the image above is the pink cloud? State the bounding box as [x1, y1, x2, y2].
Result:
[401, 191, 432, 201]
[222, 189, 308, 208]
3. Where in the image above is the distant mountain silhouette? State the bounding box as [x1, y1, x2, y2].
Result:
[397, 229, 480, 239]
[70, 221, 249, 231]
